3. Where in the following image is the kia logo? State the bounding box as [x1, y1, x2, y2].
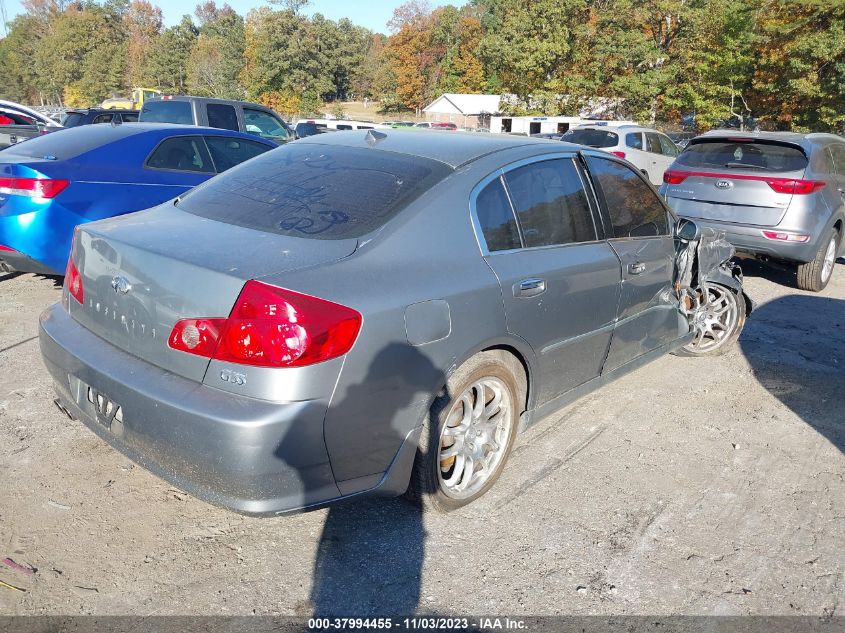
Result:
[715, 179, 733, 190]
[111, 275, 132, 295]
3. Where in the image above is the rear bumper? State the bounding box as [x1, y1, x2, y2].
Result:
[677, 216, 820, 263]
[39, 303, 345, 515]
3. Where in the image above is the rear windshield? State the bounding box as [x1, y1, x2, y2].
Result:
[561, 129, 619, 148]
[140, 100, 193, 125]
[0, 125, 137, 160]
[176, 143, 452, 239]
[675, 140, 808, 172]
[61, 112, 85, 127]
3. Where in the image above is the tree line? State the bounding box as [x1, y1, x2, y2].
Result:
[1, 0, 842, 132]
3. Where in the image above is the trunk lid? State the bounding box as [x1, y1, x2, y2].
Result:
[68, 203, 358, 382]
[664, 137, 809, 227]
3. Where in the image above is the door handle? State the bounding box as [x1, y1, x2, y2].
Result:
[628, 262, 646, 275]
[514, 278, 546, 298]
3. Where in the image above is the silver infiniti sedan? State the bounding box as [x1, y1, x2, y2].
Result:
[40, 130, 751, 515]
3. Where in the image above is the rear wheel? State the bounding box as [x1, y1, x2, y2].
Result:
[407, 351, 521, 512]
[797, 228, 839, 292]
[676, 283, 745, 356]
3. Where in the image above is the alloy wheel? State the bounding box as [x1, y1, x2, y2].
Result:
[685, 284, 740, 353]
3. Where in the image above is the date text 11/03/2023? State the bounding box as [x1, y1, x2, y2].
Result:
[308, 617, 528, 630]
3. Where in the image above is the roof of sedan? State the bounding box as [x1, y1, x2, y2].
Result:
[295, 129, 554, 168]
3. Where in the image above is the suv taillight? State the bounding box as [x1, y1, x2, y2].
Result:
[168, 280, 362, 368]
[64, 256, 84, 304]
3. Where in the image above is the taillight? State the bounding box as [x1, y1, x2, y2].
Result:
[765, 179, 825, 195]
[64, 257, 84, 304]
[0, 244, 17, 252]
[611, 151, 626, 159]
[0, 177, 69, 199]
[663, 170, 688, 184]
[168, 281, 362, 368]
[762, 231, 810, 242]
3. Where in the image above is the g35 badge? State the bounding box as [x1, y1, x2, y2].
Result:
[220, 369, 247, 386]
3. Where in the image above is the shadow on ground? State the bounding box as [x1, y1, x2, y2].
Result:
[740, 293, 844, 454]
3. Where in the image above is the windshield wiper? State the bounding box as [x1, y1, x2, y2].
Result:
[723, 162, 768, 170]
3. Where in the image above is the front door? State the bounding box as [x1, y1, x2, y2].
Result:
[473, 155, 622, 405]
[582, 153, 683, 372]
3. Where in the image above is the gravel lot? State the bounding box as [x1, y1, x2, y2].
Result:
[0, 260, 843, 616]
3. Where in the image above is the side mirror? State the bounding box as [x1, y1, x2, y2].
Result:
[676, 218, 700, 241]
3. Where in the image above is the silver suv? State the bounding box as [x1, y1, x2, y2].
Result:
[660, 131, 845, 291]
[561, 125, 680, 186]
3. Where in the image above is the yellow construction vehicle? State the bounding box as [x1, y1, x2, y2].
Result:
[101, 88, 162, 110]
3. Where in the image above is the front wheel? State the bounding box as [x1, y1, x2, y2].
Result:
[407, 351, 521, 512]
[676, 283, 746, 357]
[797, 228, 839, 292]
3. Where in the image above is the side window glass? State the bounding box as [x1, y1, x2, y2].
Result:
[475, 177, 521, 252]
[503, 158, 596, 247]
[206, 103, 239, 131]
[646, 132, 664, 155]
[146, 136, 214, 173]
[92, 114, 114, 124]
[584, 155, 669, 238]
[830, 145, 845, 177]
[625, 132, 643, 150]
[658, 135, 678, 157]
[243, 108, 289, 142]
[205, 136, 272, 173]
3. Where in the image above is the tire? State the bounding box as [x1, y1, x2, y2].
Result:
[407, 351, 523, 513]
[797, 228, 840, 292]
[676, 283, 746, 357]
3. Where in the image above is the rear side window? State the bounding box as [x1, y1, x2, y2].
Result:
[676, 140, 808, 172]
[176, 144, 452, 239]
[476, 178, 520, 252]
[503, 158, 596, 247]
[626, 133, 643, 150]
[829, 144, 845, 177]
[243, 108, 289, 142]
[585, 155, 669, 238]
[561, 129, 619, 149]
[146, 136, 213, 173]
[205, 136, 272, 173]
[207, 103, 239, 131]
[140, 100, 193, 125]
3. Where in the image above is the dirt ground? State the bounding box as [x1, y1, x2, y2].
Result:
[0, 259, 842, 616]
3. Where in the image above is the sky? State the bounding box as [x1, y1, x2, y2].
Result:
[2, 0, 450, 34]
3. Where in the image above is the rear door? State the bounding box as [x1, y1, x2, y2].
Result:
[663, 138, 810, 227]
[582, 153, 683, 372]
[644, 132, 668, 185]
[474, 154, 622, 405]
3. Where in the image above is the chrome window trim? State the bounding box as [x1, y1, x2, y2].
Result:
[469, 151, 604, 257]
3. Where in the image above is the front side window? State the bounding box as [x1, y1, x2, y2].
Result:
[243, 108, 290, 142]
[146, 136, 214, 173]
[658, 134, 679, 157]
[503, 158, 596, 247]
[584, 155, 669, 238]
[207, 103, 239, 131]
[475, 177, 521, 252]
[92, 114, 114, 125]
[205, 136, 272, 173]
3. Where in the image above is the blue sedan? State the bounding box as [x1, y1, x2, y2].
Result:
[0, 123, 275, 275]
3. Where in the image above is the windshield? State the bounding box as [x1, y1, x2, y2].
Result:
[176, 143, 452, 240]
[675, 140, 808, 172]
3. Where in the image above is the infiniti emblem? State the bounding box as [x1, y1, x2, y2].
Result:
[111, 275, 132, 295]
[715, 179, 733, 190]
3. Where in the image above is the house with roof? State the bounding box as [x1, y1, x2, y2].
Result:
[422, 93, 502, 129]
